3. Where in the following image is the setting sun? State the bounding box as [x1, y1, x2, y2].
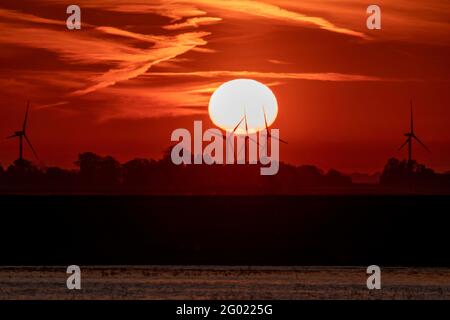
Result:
[208, 79, 278, 135]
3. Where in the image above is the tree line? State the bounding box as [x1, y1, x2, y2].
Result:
[0, 150, 351, 194]
[0, 151, 448, 194]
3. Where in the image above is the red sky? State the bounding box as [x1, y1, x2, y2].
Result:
[0, 0, 449, 173]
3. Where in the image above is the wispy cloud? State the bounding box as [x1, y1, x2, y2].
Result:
[86, 2, 207, 21]
[268, 59, 292, 65]
[164, 16, 222, 30]
[91, 81, 220, 120]
[0, 16, 211, 97]
[184, 0, 367, 38]
[73, 0, 450, 44]
[0, 8, 65, 26]
[145, 70, 392, 82]
[70, 31, 211, 96]
[277, 0, 450, 45]
[75, 0, 366, 38]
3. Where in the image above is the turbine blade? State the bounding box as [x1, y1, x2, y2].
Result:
[262, 105, 269, 130]
[210, 130, 238, 151]
[272, 135, 288, 144]
[23, 100, 30, 132]
[398, 138, 409, 151]
[236, 137, 260, 155]
[410, 99, 414, 134]
[261, 106, 283, 143]
[6, 134, 17, 139]
[244, 107, 248, 135]
[412, 135, 431, 152]
[24, 134, 38, 159]
[232, 116, 245, 134]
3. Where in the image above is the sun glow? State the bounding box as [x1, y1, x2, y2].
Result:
[208, 79, 278, 134]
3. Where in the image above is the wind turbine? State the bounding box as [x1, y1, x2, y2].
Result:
[234, 107, 251, 160]
[398, 99, 429, 163]
[211, 107, 258, 161]
[262, 105, 287, 146]
[226, 106, 288, 159]
[6, 101, 38, 161]
[242, 108, 251, 161]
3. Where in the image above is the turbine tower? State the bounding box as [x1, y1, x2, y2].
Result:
[7, 101, 38, 161]
[244, 107, 249, 163]
[233, 107, 250, 160]
[262, 105, 287, 147]
[398, 99, 429, 163]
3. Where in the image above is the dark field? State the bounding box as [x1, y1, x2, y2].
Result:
[0, 195, 449, 266]
[1, 266, 449, 300]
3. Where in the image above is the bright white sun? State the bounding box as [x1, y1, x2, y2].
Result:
[208, 79, 278, 135]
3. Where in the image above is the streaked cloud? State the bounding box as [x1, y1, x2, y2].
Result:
[145, 70, 392, 82]
[87, 2, 207, 21]
[0, 8, 65, 26]
[184, 0, 367, 38]
[275, 0, 450, 45]
[74, 0, 366, 38]
[70, 31, 210, 96]
[164, 16, 222, 30]
[71, 0, 450, 44]
[268, 59, 292, 65]
[90, 81, 220, 120]
[0, 21, 210, 98]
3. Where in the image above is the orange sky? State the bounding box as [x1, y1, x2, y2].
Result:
[0, 0, 449, 173]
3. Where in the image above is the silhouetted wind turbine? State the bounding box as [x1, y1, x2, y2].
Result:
[235, 107, 250, 159]
[398, 99, 429, 163]
[6, 101, 38, 161]
[262, 105, 287, 145]
[212, 107, 258, 158]
[243, 108, 250, 161]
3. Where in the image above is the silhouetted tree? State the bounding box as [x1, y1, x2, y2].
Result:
[123, 158, 156, 187]
[325, 169, 352, 186]
[5, 159, 44, 188]
[296, 165, 324, 187]
[380, 158, 408, 185]
[5, 151, 449, 194]
[415, 163, 434, 176]
[379, 157, 442, 189]
[46, 166, 77, 188]
[75, 152, 122, 188]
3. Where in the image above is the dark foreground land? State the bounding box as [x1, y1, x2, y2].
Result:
[0, 266, 449, 299]
[0, 195, 449, 266]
